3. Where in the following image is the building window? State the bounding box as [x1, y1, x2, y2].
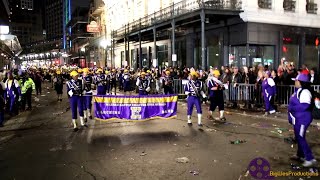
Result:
[282, 34, 299, 67]
[306, 0, 318, 14]
[305, 35, 319, 70]
[258, 0, 272, 9]
[283, 0, 296, 12]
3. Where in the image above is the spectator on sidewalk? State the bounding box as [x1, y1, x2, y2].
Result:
[34, 71, 43, 96]
[0, 75, 5, 127]
[230, 66, 243, 108]
[310, 68, 320, 85]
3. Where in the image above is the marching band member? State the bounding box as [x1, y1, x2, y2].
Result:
[163, 71, 174, 94]
[95, 69, 107, 95]
[67, 71, 86, 131]
[288, 72, 317, 167]
[82, 68, 93, 121]
[262, 71, 276, 116]
[110, 69, 117, 95]
[53, 70, 64, 101]
[136, 72, 151, 95]
[123, 69, 132, 95]
[78, 69, 83, 79]
[184, 71, 206, 126]
[118, 69, 124, 91]
[105, 70, 111, 95]
[207, 70, 226, 121]
[5, 72, 21, 116]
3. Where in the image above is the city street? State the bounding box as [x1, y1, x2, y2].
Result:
[0, 84, 319, 180]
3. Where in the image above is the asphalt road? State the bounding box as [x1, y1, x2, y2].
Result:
[0, 83, 319, 180]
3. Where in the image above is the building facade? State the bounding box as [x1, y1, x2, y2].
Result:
[102, 0, 320, 70]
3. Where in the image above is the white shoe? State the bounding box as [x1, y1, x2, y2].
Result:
[302, 159, 317, 167]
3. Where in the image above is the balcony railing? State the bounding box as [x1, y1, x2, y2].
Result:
[307, 3, 318, 14]
[258, 0, 272, 9]
[113, 0, 242, 38]
[283, 0, 296, 12]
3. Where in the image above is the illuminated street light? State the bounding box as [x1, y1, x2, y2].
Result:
[81, 47, 85, 52]
[100, 39, 110, 49]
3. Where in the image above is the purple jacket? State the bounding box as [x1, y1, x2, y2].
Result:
[262, 78, 276, 97]
[288, 88, 312, 125]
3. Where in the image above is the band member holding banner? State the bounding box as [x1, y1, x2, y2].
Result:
[105, 70, 111, 95]
[163, 71, 174, 94]
[95, 68, 107, 95]
[110, 69, 117, 95]
[78, 69, 83, 79]
[184, 71, 207, 126]
[207, 70, 226, 121]
[123, 69, 132, 95]
[82, 68, 93, 122]
[67, 71, 86, 131]
[136, 72, 151, 95]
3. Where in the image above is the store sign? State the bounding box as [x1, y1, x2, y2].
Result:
[87, 21, 101, 33]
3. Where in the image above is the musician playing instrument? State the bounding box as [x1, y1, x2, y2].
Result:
[162, 71, 174, 94]
[136, 72, 151, 95]
[207, 70, 226, 121]
[184, 71, 207, 126]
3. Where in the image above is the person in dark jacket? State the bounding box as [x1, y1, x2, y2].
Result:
[310, 68, 320, 85]
[230, 66, 242, 108]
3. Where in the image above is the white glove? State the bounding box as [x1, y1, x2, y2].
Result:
[18, 97, 21, 101]
[202, 94, 207, 99]
[68, 90, 73, 97]
[146, 87, 151, 92]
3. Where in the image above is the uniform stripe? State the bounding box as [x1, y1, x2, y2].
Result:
[299, 125, 305, 137]
[289, 112, 296, 125]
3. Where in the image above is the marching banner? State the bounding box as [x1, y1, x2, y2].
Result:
[93, 95, 178, 121]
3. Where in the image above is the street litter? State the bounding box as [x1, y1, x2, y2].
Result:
[189, 170, 199, 176]
[230, 140, 246, 144]
[34, 97, 39, 102]
[270, 131, 283, 136]
[47, 92, 50, 94]
[213, 160, 218, 163]
[206, 128, 217, 132]
[176, 157, 189, 163]
[173, 144, 177, 146]
[291, 163, 301, 170]
[244, 170, 249, 177]
[53, 112, 64, 116]
[41, 95, 46, 97]
[317, 123, 320, 130]
[140, 153, 147, 156]
[284, 137, 296, 144]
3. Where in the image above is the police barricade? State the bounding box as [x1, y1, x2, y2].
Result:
[172, 79, 320, 107]
[93, 95, 178, 121]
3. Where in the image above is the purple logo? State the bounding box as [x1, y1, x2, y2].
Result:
[248, 157, 274, 179]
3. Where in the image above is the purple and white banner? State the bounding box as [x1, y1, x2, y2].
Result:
[93, 95, 178, 121]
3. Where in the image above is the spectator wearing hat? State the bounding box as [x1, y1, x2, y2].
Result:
[184, 71, 207, 126]
[262, 71, 276, 116]
[288, 71, 317, 167]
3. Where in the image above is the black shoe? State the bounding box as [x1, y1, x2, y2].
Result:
[73, 128, 79, 132]
[188, 123, 192, 126]
[198, 124, 203, 127]
[89, 116, 93, 120]
[84, 118, 88, 123]
[82, 124, 88, 128]
[60, 99, 62, 102]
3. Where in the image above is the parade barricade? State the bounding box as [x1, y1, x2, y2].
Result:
[172, 79, 320, 107]
[93, 95, 178, 121]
